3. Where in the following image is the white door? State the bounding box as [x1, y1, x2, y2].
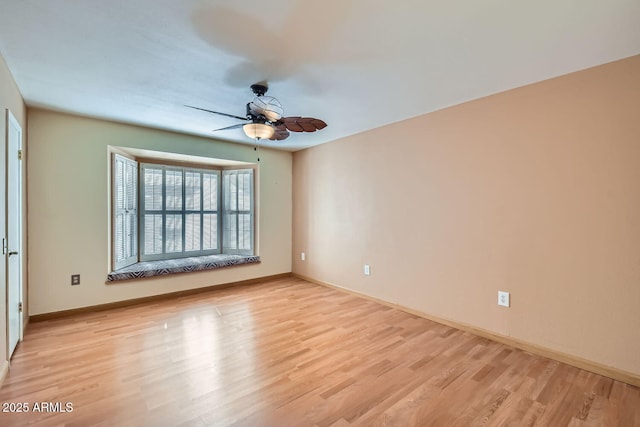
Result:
[6, 110, 23, 358]
[0, 112, 5, 358]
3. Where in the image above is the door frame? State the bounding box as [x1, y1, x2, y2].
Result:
[6, 109, 23, 359]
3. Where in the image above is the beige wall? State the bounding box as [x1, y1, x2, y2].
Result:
[27, 109, 292, 315]
[293, 55, 640, 376]
[0, 52, 27, 375]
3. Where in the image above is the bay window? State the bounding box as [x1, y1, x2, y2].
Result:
[112, 153, 255, 272]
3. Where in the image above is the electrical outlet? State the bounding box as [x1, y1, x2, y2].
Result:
[301, 252, 305, 261]
[498, 291, 510, 307]
[364, 264, 371, 276]
[71, 274, 80, 286]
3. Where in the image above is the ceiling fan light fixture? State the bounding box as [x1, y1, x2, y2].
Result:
[243, 122, 274, 140]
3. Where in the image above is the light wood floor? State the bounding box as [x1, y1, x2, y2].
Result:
[1, 277, 639, 426]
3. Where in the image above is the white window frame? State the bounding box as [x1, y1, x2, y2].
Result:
[222, 169, 255, 256]
[112, 154, 138, 270]
[140, 164, 222, 261]
[111, 153, 255, 271]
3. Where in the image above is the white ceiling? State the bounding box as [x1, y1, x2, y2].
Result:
[0, 0, 639, 151]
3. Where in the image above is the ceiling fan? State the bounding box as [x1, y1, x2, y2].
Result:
[186, 83, 327, 141]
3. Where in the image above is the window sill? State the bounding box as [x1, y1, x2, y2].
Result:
[107, 254, 260, 282]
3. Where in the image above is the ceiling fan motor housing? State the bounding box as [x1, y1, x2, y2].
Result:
[245, 103, 269, 123]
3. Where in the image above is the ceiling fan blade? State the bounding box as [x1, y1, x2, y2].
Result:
[185, 105, 247, 121]
[279, 116, 328, 133]
[270, 127, 290, 141]
[212, 123, 246, 132]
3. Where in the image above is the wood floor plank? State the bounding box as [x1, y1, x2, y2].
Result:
[0, 277, 638, 426]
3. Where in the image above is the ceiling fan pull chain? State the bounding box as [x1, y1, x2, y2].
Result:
[254, 137, 261, 162]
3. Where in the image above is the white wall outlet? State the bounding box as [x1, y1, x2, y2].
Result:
[498, 291, 510, 307]
[301, 252, 305, 261]
[364, 264, 371, 276]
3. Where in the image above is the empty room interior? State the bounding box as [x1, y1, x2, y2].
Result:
[1, 1, 639, 425]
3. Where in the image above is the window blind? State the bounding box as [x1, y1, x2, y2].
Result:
[140, 164, 222, 261]
[222, 169, 254, 255]
[113, 154, 138, 269]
